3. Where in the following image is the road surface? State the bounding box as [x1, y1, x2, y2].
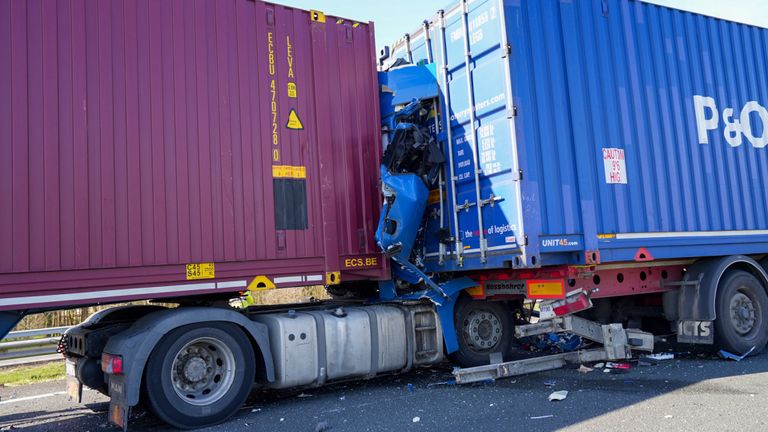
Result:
[1, 350, 767, 431]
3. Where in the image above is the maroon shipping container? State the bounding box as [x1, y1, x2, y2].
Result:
[0, 0, 386, 311]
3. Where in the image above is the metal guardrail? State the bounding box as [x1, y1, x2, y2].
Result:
[0, 326, 71, 361]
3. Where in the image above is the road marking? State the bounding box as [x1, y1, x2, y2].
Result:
[0, 391, 66, 405]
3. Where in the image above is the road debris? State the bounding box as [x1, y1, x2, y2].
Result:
[427, 379, 457, 387]
[604, 362, 631, 373]
[548, 390, 568, 401]
[297, 393, 313, 398]
[412, 416, 421, 423]
[407, 383, 415, 393]
[315, 421, 330, 432]
[577, 365, 593, 374]
[530, 415, 554, 420]
[645, 353, 674, 361]
[544, 379, 557, 388]
[719, 346, 755, 361]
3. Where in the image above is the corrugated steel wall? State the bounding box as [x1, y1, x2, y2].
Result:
[509, 0, 768, 258]
[389, 0, 768, 271]
[0, 0, 384, 298]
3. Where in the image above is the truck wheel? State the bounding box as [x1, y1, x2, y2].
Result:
[714, 270, 768, 355]
[449, 295, 514, 367]
[144, 323, 255, 429]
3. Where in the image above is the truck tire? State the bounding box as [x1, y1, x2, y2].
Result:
[449, 295, 514, 367]
[143, 322, 256, 429]
[714, 270, 768, 356]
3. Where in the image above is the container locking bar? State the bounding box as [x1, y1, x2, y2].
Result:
[460, 0, 488, 263]
[437, 9, 463, 266]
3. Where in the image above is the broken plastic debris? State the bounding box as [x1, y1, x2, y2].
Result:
[531, 415, 554, 420]
[645, 353, 674, 361]
[297, 393, 313, 398]
[577, 365, 593, 374]
[427, 379, 457, 387]
[593, 362, 605, 369]
[250, 408, 262, 413]
[544, 379, 557, 388]
[412, 417, 421, 423]
[719, 346, 755, 361]
[605, 362, 631, 373]
[548, 390, 568, 401]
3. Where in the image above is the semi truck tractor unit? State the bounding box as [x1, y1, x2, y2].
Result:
[2, 0, 768, 429]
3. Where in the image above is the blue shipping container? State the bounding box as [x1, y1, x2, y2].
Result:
[383, 0, 768, 273]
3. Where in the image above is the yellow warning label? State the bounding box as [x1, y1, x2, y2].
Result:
[526, 280, 565, 299]
[272, 165, 307, 179]
[186, 263, 215, 280]
[287, 83, 297, 98]
[286, 109, 304, 130]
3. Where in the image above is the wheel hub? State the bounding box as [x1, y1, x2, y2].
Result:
[463, 309, 502, 351]
[171, 337, 236, 406]
[730, 292, 757, 335]
[182, 357, 208, 383]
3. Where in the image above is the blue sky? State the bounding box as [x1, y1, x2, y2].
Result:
[273, 0, 768, 50]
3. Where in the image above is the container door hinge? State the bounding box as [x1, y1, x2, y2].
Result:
[503, 43, 512, 57]
[507, 106, 518, 118]
[513, 169, 523, 181]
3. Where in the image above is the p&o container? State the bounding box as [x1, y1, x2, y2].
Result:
[384, 0, 768, 272]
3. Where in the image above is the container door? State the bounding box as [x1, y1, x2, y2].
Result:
[424, 0, 526, 271]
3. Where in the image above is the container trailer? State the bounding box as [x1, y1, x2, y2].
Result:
[1, 0, 768, 429]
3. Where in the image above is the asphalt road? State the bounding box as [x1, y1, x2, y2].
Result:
[1, 350, 767, 432]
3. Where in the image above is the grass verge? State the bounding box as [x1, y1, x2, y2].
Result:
[0, 361, 65, 387]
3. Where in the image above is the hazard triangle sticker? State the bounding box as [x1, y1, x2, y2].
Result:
[286, 109, 304, 130]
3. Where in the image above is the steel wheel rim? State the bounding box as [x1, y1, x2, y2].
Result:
[462, 309, 502, 351]
[170, 337, 237, 406]
[729, 291, 758, 336]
